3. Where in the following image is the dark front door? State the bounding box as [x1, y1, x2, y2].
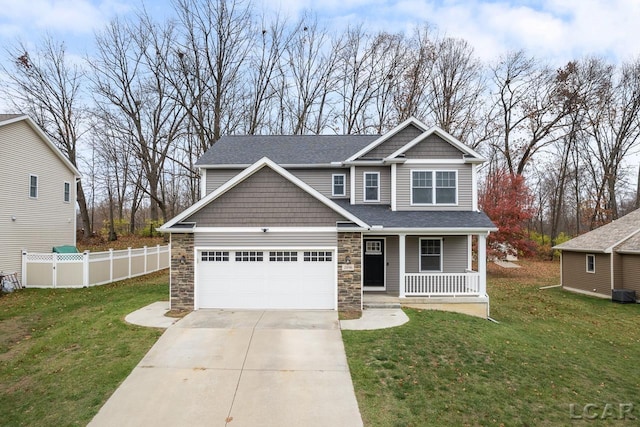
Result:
[364, 239, 385, 288]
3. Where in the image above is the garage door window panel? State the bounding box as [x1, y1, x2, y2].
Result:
[304, 251, 332, 262]
[202, 251, 229, 261]
[269, 251, 298, 262]
[235, 251, 264, 262]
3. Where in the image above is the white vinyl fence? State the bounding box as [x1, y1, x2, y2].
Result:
[22, 245, 170, 288]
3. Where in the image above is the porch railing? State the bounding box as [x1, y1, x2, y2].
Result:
[404, 272, 481, 296]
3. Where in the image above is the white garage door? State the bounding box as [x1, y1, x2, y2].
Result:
[196, 249, 336, 310]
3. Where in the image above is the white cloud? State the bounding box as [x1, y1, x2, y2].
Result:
[0, 0, 131, 35]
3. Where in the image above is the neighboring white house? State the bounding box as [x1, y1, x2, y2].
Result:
[0, 114, 80, 280]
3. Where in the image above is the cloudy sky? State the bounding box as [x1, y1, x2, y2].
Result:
[0, 0, 638, 66]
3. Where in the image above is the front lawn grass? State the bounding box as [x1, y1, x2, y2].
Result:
[343, 261, 640, 426]
[0, 271, 168, 427]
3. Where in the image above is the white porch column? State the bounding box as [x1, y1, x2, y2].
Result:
[399, 233, 406, 297]
[478, 233, 487, 296]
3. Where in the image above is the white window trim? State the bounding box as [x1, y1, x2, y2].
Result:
[29, 174, 38, 199]
[419, 237, 443, 272]
[363, 171, 380, 202]
[410, 169, 458, 206]
[63, 181, 71, 203]
[586, 254, 595, 273]
[332, 173, 346, 197]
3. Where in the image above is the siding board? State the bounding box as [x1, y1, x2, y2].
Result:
[362, 124, 423, 159]
[403, 134, 465, 159]
[405, 235, 468, 273]
[354, 166, 391, 204]
[621, 254, 640, 296]
[195, 231, 337, 247]
[187, 167, 346, 227]
[289, 168, 350, 199]
[205, 169, 240, 195]
[561, 251, 611, 296]
[396, 163, 472, 210]
[0, 120, 76, 279]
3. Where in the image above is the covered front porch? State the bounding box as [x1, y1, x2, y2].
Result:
[361, 232, 490, 318]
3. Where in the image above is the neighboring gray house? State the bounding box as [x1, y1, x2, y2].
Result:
[160, 118, 497, 317]
[553, 208, 640, 300]
[0, 114, 80, 280]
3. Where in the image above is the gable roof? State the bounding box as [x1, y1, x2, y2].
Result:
[196, 135, 378, 167]
[385, 126, 485, 162]
[553, 209, 640, 253]
[159, 157, 370, 231]
[345, 117, 430, 162]
[0, 114, 81, 177]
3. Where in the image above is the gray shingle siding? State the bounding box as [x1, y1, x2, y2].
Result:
[195, 231, 337, 247]
[186, 167, 346, 226]
[403, 134, 465, 159]
[360, 124, 423, 159]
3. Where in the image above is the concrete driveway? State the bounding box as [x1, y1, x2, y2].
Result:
[89, 310, 363, 427]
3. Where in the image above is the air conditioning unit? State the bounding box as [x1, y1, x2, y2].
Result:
[612, 289, 636, 304]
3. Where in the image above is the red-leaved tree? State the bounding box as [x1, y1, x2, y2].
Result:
[479, 168, 536, 258]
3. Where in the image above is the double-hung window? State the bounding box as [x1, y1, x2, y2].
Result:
[364, 172, 379, 202]
[332, 174, 346, 197]
[411, 170, 457, 205]
[29, 175, 38, 199]
[586, 254, 595, 273]
[64, 182, 71, 203]
[420, 238, 442, 272]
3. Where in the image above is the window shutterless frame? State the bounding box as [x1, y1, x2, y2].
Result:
[29, 174, 38, 199]
[410, 170, 458, 206]
[419, 238, 443, 272]
[586, 254, 595, 273]
[64, 181, 71, 203]
[332, 173, 346, 197]
[363, 171, 380, 202]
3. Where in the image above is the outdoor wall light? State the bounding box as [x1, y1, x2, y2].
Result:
[345, 255, 351, 264]
[180, 255, 186, 265]
[11, 216, 16, 221]
[262, 227, 269, 233]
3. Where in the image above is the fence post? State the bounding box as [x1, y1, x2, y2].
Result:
[52, 252, 58, 288]
[109, 249, 114, 283]
[128, 247, 132, 278]
[156, 244, 160, 272]
[144, 246, 148, 274]
[83, 251, 90, 287]
[21, 250, 28, 287]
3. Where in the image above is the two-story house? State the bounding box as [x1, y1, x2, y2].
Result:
[0, 114, 80, 280]
[160, 118, 497, 317]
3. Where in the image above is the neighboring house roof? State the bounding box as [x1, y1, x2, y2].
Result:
[196, 135, 378, 166]
[333, 200, 497, 232]
[553, 208, 640, 253]
[0, 114, 81, 177]
[160, 157, 370, 231]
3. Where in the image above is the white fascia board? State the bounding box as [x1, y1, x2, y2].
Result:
[344, 117, 430, 162]
[2, 115, 82, 177]
[365, 227, 498, 235]
[402, 159, 466, 165]
[192, 227, 339, 233]
[342, 160, 386, 166]
[604, 229, 640, 253]
[160, 157, 370, 230]
[385, 126, 485, 162]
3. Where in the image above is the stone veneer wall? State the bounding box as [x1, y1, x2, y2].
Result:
[170, 233, 195, 311]
[337, 232, 362, 312]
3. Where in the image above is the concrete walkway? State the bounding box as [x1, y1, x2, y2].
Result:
[90, 309, 363, 427]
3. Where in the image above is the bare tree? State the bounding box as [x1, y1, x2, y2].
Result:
[427, 37, 485, 144]
[89, 14, 185, 222]
[1, 36, 92, 237]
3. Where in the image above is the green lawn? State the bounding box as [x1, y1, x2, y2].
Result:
[343, 261, 640, 426]
[0, 271, 168, 427]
